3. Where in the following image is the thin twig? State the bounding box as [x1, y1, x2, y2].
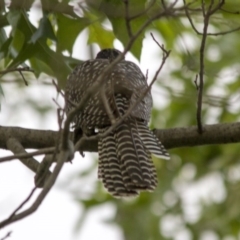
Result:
[0, 67, 34, 75]
[0, 67, 34, 86]
[52, 98, 62, 109]
[0, 104, 69, 229]
[194, 74, 199, 90]
[100, 89, 116, 125]
[183, 0, 201, 34]
[197, 0, 225, 134]
[0, 147, 55, 163]
[52, 79, 65, 98]
[6, 138, 50, 174]
[206, 26, 240, 36]
[0, 150, 70, 229]
[19, 70, 28, 86]
[0, 231, 12, 240]
[145, 69, 149, 81]
[184, 0, 239, 36]
[52, 79, 77, 109]
[6, 187, 37, 222]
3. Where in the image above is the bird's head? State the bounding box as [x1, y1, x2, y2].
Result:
[96, 48, 124, 61]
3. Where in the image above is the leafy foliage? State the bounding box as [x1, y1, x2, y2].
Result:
[1, 0, 240, 239]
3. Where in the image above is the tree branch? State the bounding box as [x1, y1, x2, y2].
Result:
[154, 122, 240, 149]
[1, 123, 240, 156]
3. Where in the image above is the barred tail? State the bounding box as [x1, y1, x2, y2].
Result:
[115, 120, 158, 192]
[136, 121, 170, 160]
[98, 129, 138, 197]
[97, 95, 169, 197]
[98, 120, 162, 197]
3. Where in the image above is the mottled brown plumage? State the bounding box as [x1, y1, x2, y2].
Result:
[65, 49, 169, 197]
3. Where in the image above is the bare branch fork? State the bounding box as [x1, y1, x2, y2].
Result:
[183, 0, 240, 134]
[0, 105, 69, 229]
[0, 67, 34, 86]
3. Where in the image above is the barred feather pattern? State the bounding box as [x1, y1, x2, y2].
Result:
[97, 95, 166, 196]
[65, 48, 170, 197]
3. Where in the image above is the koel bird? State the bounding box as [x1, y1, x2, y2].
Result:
[65, 48, 170, 197]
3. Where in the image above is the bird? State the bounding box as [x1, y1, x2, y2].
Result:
[65, 48, 170, 197]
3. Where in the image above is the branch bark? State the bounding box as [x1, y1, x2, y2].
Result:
[1, 122, 240, 156]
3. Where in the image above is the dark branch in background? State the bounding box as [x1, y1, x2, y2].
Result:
[184, 0, 240, 36]
[6, 138, 51, 176]
[0, 231, 12, 240]
[197, 0, 211, 133]
[0, 150, 70, 229]
[196, 0, 225, 133]
[0, 67, 34, 86]
[0, 147, 55, 163]
[183, 0, 227, 134]
[0, 106, 70, 229]
[5, 187, 37, 222]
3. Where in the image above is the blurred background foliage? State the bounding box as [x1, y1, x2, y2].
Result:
[1, 0, 240, 239]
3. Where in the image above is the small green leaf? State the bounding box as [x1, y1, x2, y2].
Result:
[41, 0, 77, 17]
[29, 15, 57, 44]
[57, 14, 89, 54]
[110, 16, 145, 60]
[10, 28, 25, 55]
[0, 28, 7, 47]
[9, 0, 35, 11]
[7, 42, 37, 69]
[29, 57, 54, 78]
[87, 0, 146, 59]
[88, 22, 115, 49]
[34, 39, 72, 88]
[6, 9, 21, 31]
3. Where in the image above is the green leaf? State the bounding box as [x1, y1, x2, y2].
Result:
[87, 0, 146, 59]
[0, 28, 7, 47]
[0, 37, 12, 65]
[6, 9, 21, 31]
[29, 15, 57, 43]
[110, 16, 145, 60]
[88, 21, 115, 49]
[34, 39, 72, 88]
[10, 28, 25, 55]
[0, 0, 5, 10]
[57, 14, 89, 54]
[7, 10, 35, 39]
[7, 42, 37, 69]
[29, 56, 54, 78]
[9, 0, 35, 11]
[63, 55, 82, 69]
[41, 0, 77, 17]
